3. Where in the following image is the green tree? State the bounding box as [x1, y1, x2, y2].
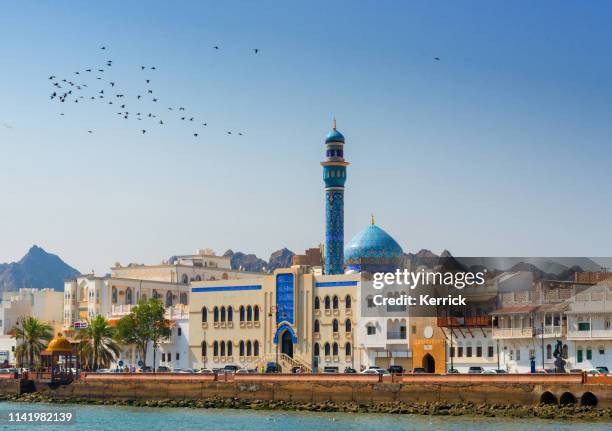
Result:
[11, 316, 53, 369]
[115, 298, 170, 371]
[75, 315, 120, 370]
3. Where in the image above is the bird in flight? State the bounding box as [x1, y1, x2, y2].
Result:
[434, 57, 440, 61]
[151, 66, 156, 70]
[193, 133, 198, 137]
[227, 131, 232, 135]
[202, 123, 207, 126]
[146, 79, 150, 83]
[213, 46, 219, 50]
[110, 82, 115, 87]
[48, 75, 56, 80]
[88, 130, 93, 133]
[179, 107, 185, 111]
[86, 69, 92, 72]
[141, 129, 146, 134]
[253, 49, 259, 54]
[152, 98, 158, 102]
[100, 46, 106, 50]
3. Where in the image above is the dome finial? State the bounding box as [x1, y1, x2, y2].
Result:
[332, 117, 337, 130]
[371, 213, 375, 225]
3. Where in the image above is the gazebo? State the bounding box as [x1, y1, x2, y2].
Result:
[40, 334, 78, 382]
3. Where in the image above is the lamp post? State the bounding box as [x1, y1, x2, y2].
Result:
[449, 315, 454, 372]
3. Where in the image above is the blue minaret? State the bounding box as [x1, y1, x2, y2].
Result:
[321, 119, 349, 275]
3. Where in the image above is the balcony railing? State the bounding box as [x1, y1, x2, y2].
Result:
[437, 316, 492, 327]
[492, 327, 534, 338]
[534, 325, 566, 337]
[567, 329, 612, 339]
[386, 331, 407, 340]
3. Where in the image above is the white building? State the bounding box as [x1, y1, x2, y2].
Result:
[0, 288, 63, 366]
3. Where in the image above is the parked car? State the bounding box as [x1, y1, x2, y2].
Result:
[586, 369, 602, 375]
[344, 367, 357, 374]
[95, 369, 111, 373]
[446, 368, 459, 374]
[361, 367, 390, 376]
[482, 369, 497, 374]
[236, 369, 252, 374]
[212, 368, 223, 374]
[156, 366, 171, 372]
[198, 368, 214, 374]
[411, 367, 426, 374]
[291, 366, 305, 374]
[569, 369, 583, 373]
[596, 366, 609, 374]
[172, 368, 195, 373]
[388, 365, 404, 374]
[323, 366, 339, 374]
[223, 365, 240, 374]
[137, 366, 152, 373]
[265, 362, 281, 373]
[468, 366, 484, 374]
[494, 369, 508, 374]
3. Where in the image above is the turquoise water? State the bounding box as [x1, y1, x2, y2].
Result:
[0, 402, 609, 431]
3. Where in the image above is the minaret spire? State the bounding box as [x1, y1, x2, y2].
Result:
[371, 214, 375, 225]
[332, 117, 337, 130]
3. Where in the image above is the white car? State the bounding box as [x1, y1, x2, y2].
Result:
[361, 367, 390, 376]
[198, 368, 214, 374]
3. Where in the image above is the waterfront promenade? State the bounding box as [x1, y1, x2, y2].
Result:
[0, 372, 610, 410]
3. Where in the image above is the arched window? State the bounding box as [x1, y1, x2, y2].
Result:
[239, 306, 245, 322]
[220, 306, 226, 322]
[314, 343, 320, 357]
[201, 341, 207, 357]
[314, 297, 320, 310]
[220, 341, 226, 356]
[181, 274, 189, 284]
[227, 340, 232, 356]
[194, 275, 202, 281]
[345, 319, 352, 333]
[179, 292, 187, 305]
[239, 340, 245, 356]
[213, 306, 219, 322]
[112, 286, 117, 304]
[126, 287, 132, 304]
[254, 341, 259, 356]
[324, 296, 331, 310]
[166, 291, 173, 307]
[345, 342, 351, 356]
[324, 343, 331, 356]
[227, 306, 233, 322]
[314, 319, 320, 333]
[253, 306, 259, 322]
[247, 305, 253, 321]
[222, 273, 229, 280]
[345, 295, 352, 309]
[332, 342, 339, 356]
[246, 340, 252, 356]
[546, 344, 552, 360]
[332, 319, 339, 333]
[152, 289, 159, 299]
[332, 295, 339, 310]
[201, 307, 207, 323]
[213, 341, 219, 357]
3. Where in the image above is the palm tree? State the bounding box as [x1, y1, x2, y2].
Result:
[75, 315, 120, 370]
[12, 316, 53, 370]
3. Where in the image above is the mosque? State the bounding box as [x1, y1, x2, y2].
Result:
[188, 123, 446, 373]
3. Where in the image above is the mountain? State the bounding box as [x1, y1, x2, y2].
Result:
[223, 248, 295, 273]
[268, 248, 295, 271]
[0, 245, 80, 293]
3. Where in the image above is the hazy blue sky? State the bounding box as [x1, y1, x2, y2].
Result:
[1, 1, 611, 274]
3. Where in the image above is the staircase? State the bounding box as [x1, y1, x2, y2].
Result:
[258, 353, 312, 373]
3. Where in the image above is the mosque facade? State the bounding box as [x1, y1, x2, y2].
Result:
[187, 124, 447, 372]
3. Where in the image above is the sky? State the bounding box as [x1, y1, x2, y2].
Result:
[1, 1, 611, 274]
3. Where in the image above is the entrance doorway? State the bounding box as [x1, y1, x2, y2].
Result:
[281, 330, 294, 358]
[422, 353, 435, 373]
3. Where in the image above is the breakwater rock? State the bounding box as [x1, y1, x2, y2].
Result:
[2, 393, 611, 420]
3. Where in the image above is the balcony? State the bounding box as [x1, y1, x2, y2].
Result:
[492, 327, 534, 338]
[567, 329, 612, 340]
[534, 325, 566, 338]
[386, 331, 408, 344]
[437, 316, 492, 327]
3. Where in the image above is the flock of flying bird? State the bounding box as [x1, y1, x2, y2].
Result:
[47, 45, 260, 136]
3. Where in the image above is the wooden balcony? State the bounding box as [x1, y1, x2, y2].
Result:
[437, 316, 492, 327]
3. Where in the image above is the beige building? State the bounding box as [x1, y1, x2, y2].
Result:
[111, 248, 261, 284]
[188, 266, 360, 372]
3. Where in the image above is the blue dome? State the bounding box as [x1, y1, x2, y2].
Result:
[326, 129, 345, 143]
[344, 223, 404, 273]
